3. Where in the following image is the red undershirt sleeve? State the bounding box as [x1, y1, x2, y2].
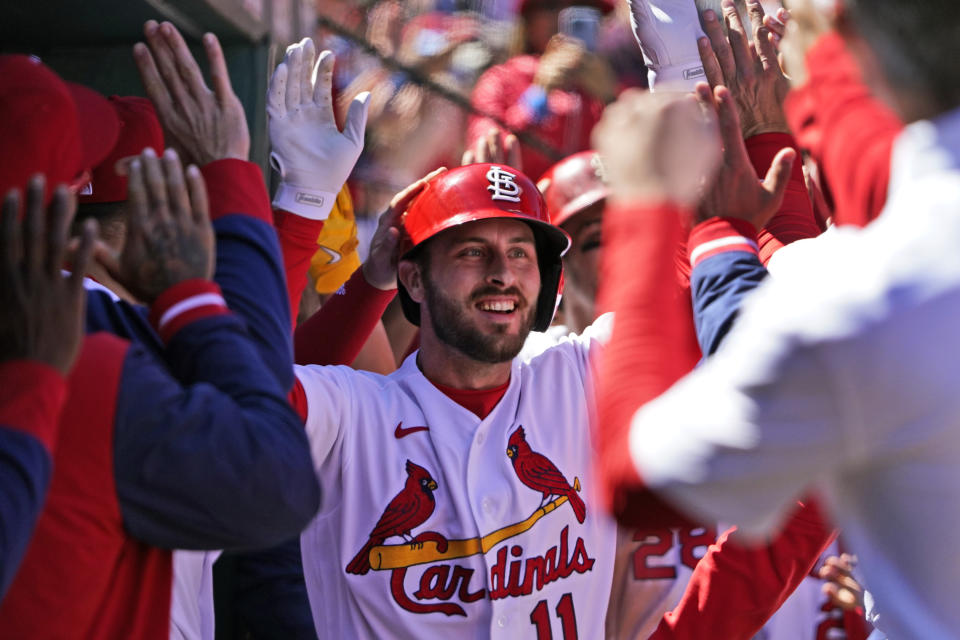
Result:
[746, 133, 821, 264]
[294, 268, 396, 367]
[596, 200, 701, 526]
[274, 208, 325, 329]
[650, 499, 835, 640]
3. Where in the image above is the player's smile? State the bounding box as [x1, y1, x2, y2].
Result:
[472, 292, 526, 327]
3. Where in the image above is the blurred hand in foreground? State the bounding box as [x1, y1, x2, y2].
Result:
[592, 89, 721, 207]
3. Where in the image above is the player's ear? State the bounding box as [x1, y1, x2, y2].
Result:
[398, 258, 426, 304]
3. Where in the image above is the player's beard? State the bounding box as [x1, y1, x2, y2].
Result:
[423, 277, 536, 364]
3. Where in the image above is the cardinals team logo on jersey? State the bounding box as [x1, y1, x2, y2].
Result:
[347, 460, 439, 575]
[507, 426, 586, 524]
[486, 166, 523, 203]
[345, 435, 594, 618]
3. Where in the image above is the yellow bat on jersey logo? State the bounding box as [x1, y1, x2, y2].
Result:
[368, 478, 581, 571]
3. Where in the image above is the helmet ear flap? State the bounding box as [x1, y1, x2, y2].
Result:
[534, 258, 564, 332]
[397, 244, 426, 327]
[531, 225, 566, 332]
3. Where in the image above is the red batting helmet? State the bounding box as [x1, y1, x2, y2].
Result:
[538, 150, 608, 228]
[399, 163, 570, 332]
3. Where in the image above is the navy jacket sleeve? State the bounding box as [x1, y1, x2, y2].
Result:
[113, 289, 318, 550]
[202, 160, 293, 390]
[111, 159, 318, 550]
[0, 361, 67, 598]
[688, 218, 770, 357]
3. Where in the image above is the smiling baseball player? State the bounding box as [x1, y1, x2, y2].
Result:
[266, 37, 619, 638]
[289, 160, 618, 638]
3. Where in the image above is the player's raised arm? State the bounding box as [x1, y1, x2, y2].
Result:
[698, 0, 820, 262]
[93, 146, 318, 549]
[0, 178, 96, 598]
[267, 38, 369, 321]
[293, 168, 442, 368]
[592, 88, 720, 515]
[133, 20, 295, 386]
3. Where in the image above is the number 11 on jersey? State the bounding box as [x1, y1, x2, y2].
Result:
[530, 593, 578, 639]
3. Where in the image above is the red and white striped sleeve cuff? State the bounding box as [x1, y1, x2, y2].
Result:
[687, 217, 760, 269]
[149, 279, 230, 343]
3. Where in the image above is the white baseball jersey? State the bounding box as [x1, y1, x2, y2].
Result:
[296, 315, 617, 639]
[522, 325, 716, 640]
[627, 107, 960, 639]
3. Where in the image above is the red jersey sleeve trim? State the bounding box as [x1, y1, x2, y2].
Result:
[149, 279, 230, 343]
[688, 217, 760, 269]
[201, 159, 272, 224]
[0, 360, 68, 451]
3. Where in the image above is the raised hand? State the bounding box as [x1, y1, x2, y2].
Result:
[0, 177, 96, 374]
[267, 38, 370, 219]
[134, 20, 250, 166]
[101, 148, 214, 304]
[627, 0, 707, 90]
[695, 82, 796, 227]
[592, 89, 721, 206]
[461, 128, 521, 171]
[362, 168, 446, 290]
[698, 0, 790, 137]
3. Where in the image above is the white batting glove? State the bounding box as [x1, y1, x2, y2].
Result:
[628, 0, 707, 91]
[267, 38, 370, 219]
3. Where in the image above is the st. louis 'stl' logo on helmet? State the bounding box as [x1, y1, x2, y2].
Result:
[486, 166, 522, 203]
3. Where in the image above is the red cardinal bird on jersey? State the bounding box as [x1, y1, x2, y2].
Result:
[507, 426, 586, 524]
[346, 460, 439, 575]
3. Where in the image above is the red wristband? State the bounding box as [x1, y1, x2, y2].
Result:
[149, 279, 230, 343]
[687, 217, 760, 269]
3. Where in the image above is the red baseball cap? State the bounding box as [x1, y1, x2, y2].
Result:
[0, 55, 119, 202]
[80, 96, 164, 204]
[68, 83, 121, 182]
[538, 150, 607, 228]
